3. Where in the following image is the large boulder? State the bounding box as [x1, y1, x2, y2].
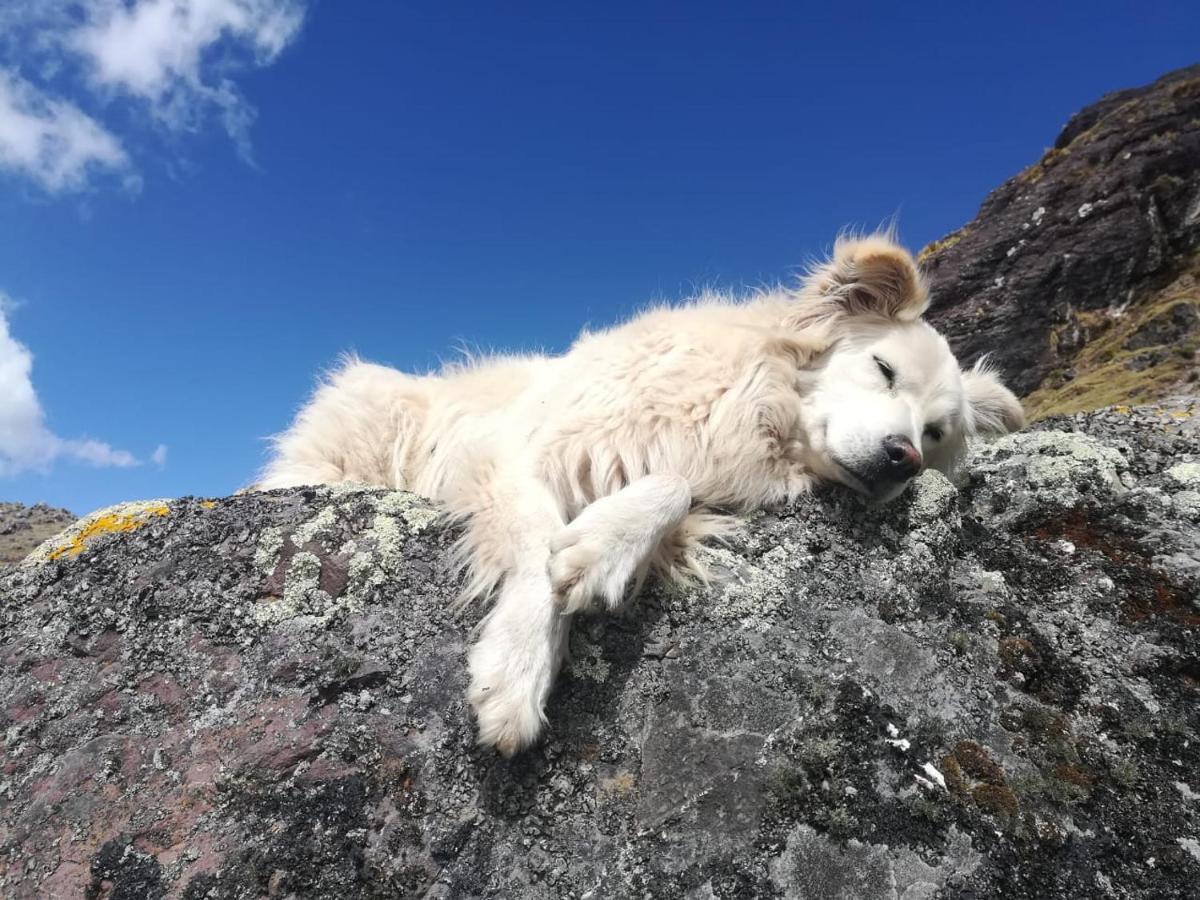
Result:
[923, 65, 1200, 415]
[2, 400, 1198, 898]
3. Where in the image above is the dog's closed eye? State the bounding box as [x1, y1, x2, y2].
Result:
[874, 356, 896, 388]
[923, 423, 944, 442]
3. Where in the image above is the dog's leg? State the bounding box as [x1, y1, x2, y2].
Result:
[465, 476, 571, 756]
[549, 474, 692, 614]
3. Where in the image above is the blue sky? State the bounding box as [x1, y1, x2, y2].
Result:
[1, 2, 1197, 515]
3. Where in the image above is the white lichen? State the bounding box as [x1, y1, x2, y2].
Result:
[254, 526, 286, 570]
[1178, 837, 1200, 864]
[908, 470, 958, 523]
[703, 544, 792, 632]
[292, 506, 341, 545]
[376, 491, 440, 533]
[1166, 463, 1200, 488]
[975, 570, 1007, 594]
[922, 762, 947, 790]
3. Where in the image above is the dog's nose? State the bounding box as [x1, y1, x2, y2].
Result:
[881, 434, 922, 480]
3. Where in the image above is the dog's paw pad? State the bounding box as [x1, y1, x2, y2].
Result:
[468, 680, 544, 757]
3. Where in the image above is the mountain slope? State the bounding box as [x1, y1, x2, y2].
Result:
[923, 65, 1200, 416]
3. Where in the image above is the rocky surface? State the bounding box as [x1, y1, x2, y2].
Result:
[0, 502, 76, 566]
[2, 400, 1198, 898]
[923, 65, 1200, 416]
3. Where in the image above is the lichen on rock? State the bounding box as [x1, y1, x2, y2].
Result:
[25, 498, 170, 564]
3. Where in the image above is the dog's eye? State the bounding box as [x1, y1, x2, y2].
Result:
[874, 356, 896, 387]
[924, 424, 944, 442]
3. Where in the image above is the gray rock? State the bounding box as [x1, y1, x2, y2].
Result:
[1, 401, 1198, 897]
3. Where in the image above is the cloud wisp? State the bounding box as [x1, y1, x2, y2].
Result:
[0, 69, 130, 193]
[0, 295, 154, 476]
[0, 0, 308, 193]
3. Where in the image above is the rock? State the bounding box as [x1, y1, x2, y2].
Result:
[1123, 301, 1200, 351]
[923, 65, 1200, 416]
[0, 502, 75, 566]
[2, 401, 1198, 898]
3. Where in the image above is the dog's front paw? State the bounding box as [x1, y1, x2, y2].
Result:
[549, 524, 638, 614]
[467, 640, 546, 756]
[548, 525, 605, 613]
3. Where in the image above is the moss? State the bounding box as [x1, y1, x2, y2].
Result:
[599, 772, 637, 796]
[941, 754, 967, 795]
[998, 637, 1040, 675]
[767, 768, 809, 806]
[1025, 257, 1200, 418]
[952, 741, 1006, 786]
[1053, 763, 1093, 788]
[1151, 173, 1187, 193]
[797, 736, 841, 768]
[917, 226, 967, 262]
[1110, 758, 1141, 789]
[1017, 146, 1070, 185]
[972, 784, 1020, 819]
[984, 609, 1007, 628]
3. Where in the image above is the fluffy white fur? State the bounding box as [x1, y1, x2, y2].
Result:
[259, 233, 1024, 755]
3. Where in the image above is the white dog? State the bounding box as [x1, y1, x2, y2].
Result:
[259, 234, 1023, 754]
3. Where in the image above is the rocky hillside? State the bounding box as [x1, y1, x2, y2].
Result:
[923, 64, 1200, 417]
[0, 502, 75, 566]
[2, 400, 1197, 898]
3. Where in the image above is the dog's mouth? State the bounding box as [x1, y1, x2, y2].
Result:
[833, 459, 873, 495]
[832, 458, 911, 504]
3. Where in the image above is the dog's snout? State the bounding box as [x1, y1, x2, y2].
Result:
[881, 434, 922, 479]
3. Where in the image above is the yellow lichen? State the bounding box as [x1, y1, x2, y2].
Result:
[200, 500, 217, 509]
[33, 500, 170, 563]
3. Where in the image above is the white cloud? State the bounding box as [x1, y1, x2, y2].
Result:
[0, 0, 307, 192]
[61, 437, 139, 468]
[0, 295, 143, 475]
[151, 443, 168, 467]
[0, 68, 129, 192]
[72, 0, 304, 155]
[74, 0, 303, 99]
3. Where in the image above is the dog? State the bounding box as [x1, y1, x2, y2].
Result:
[258, 233, 1024, 754]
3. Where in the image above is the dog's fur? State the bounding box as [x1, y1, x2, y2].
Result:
[259, 234, 1024, 754]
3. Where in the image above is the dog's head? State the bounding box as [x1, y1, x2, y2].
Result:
[798, 234, 1024, 503]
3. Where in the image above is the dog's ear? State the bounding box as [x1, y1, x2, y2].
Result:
[962, 360, 1025, 435]
[807, 234, 929, 321]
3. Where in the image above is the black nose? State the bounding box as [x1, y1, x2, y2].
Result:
[881, 434, 922, 480]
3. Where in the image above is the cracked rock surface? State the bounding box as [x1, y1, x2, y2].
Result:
[2, 400, 1198, 898]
